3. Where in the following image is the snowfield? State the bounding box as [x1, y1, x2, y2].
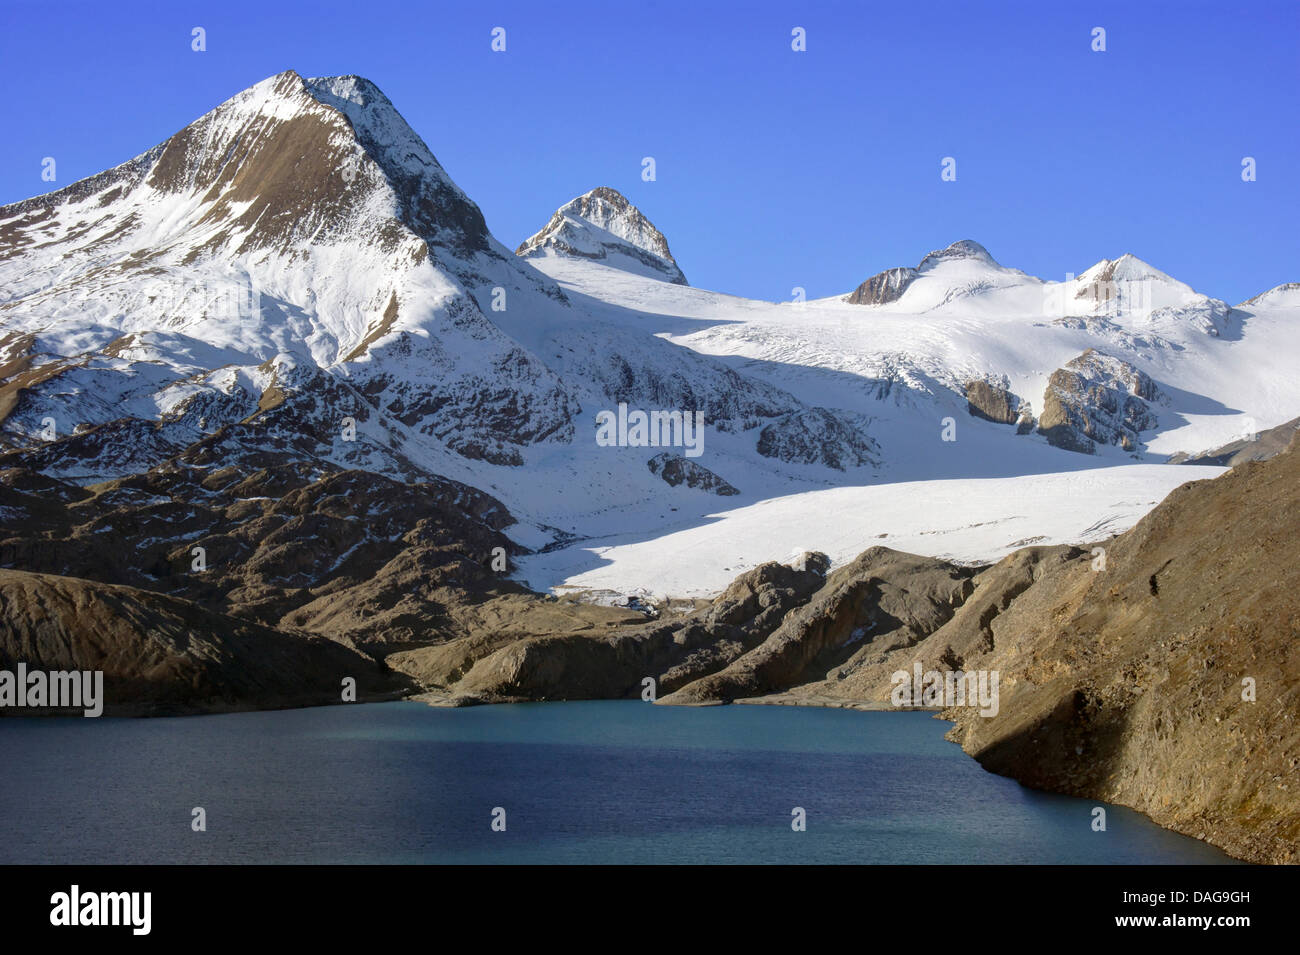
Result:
[515, 463, 1226, 601]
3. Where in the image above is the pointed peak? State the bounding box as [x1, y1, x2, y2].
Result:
[555, 187, 674, 259]
[570, 186, 637, 211]
[517, 187, 687, 285]
[303, 74, 395, 114]
[8, 68, 496, 264]
[1078, 253, 1180, 288]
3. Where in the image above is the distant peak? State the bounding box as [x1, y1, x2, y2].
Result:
[918, 239, 996, 270]
[845, 240, 999, 307]
[554, 187, 676, 261]
[517, 187, 687, 285]
[1240, 282, 1300, 308]
[1078, 253, 1179, 287]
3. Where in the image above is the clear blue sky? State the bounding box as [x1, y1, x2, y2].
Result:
[1, 0, 1295, 304]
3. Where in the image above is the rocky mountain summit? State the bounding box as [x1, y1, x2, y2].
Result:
[0, 70, 580, 471]
[517, 186, 688, 285]
[845, 239, 997, 305]
[0, 70, 886, 507]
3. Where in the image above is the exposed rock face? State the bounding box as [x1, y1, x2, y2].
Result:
[0, 569, 410, 715]
[578, 350, 795, 431]
[0, 457, 522, 648]
[755, 408, 880, 470]
[1038, 349, 1159, 453]
[444, 559, 830, 701]
[517, 186, 688, 285]
[659, 549, 976, 705]
[965, 380, 1019, 425]
[646, 452, 738, 495]
[846, 267, 917, 305]
[1168, 414, 1300, 467]
[936, 439, 1300, 864]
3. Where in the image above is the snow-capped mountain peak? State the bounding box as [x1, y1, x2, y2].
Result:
[0, 71, 838, 499]
[1065, 252, 1230, 329]
[1240, 282, 1300, 308]
[917, 238, 998, 270]
[0, 69, 584, 468]
[516, 186, 687, 285]
[4, 70, 1299, 608]
[1075, 253, 1186, 294]
[845, 239, 1011, 306]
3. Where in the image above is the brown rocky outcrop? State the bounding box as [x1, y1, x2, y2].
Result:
[0, 569, 410, 714]
[660, 549, 974, 704]
[846, 266, 916, 305]
[965, 380, 1019, 425]
[445, 558, 830, 701]
[1038, 348, 1160, 453]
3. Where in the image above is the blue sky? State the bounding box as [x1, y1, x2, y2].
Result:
[1, 0, 1295, 304]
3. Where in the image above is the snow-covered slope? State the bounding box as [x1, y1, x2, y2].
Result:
[533, 237, 1300, 463]
[2, 71, 1296, 604]
[516, 463, 1226, 601]
[0, 70, 582, 468]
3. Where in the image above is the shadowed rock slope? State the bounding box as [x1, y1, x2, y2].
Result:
[0, 569, 410, 715]
[0, 449, 638, 715]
